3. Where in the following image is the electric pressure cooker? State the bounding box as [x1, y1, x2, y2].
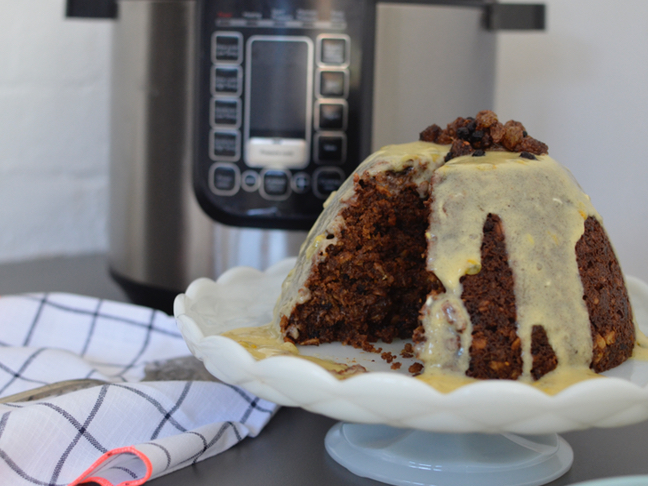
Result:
[66, 0, 544, 313]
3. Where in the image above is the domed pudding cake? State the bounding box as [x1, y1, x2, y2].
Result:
[272, 111, 635, 381]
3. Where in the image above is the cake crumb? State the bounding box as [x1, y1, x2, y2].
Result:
[408, 362, 424, 375]
[360, 341, 382, 353]
[390, 362, 402, 370]
[381, 351, 395, 363]
[333, 364, 368, 377]
[401, 343, 414, 358]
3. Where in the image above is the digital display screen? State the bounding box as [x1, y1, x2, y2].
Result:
[247, 38, 311, 139]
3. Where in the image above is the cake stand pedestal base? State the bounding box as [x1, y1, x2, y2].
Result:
[325, 422, 573, 486]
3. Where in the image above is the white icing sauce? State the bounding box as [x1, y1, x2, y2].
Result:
[419, 152, 599, 379]
[273, 141, 610, 381]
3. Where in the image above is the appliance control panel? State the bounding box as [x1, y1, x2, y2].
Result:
[195, 0, 374, 230]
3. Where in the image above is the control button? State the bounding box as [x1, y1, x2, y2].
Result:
[209, 163, 240, 196]
[210, 129, 240, 161]
[212, 32, 243, 63]
[315, 133, 346, 163]
[314, 167, 345, 199]
[316, 100, 347, 130]
[260, 169, 291, 200]
[318, 70, 348, 98]
[241, 170, 260, 192]
[246, 137, 308, 169]
[318, 35, 350, 66]
[211, 98, 241, 127]
[212, 66, 242, 96]
[292, 172, 311, 194]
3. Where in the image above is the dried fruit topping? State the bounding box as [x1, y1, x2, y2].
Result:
[419, 110, 548, 161]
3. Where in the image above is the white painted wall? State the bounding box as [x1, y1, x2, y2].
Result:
[494, 0, 648, 282]
[0, 0, 112, 262]
[0, 0, 647, 283]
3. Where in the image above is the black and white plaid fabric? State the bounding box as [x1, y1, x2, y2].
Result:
[0, 293, 277, 486]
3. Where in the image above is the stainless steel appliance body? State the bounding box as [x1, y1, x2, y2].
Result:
[107, 0, 214, 310]
[68, 0, 543, 312]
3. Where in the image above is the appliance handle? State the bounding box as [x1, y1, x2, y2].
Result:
[65, 0, 117, 19]
[375, 1, 545, 31]
[484, 3, 545, 31]
[65, 1, 544, 30]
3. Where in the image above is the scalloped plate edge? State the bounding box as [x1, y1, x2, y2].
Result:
[174, 264, 648, 434]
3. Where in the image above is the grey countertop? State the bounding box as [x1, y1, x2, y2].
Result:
[1, 253, 647, 486]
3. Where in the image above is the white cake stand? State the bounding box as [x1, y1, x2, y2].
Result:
[325, 423, 573, 486]
[174, 258, 648, 486]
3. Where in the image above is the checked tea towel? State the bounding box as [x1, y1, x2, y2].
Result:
[0, 292, 278, 486]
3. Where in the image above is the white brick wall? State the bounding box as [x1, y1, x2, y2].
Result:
[1, 0, 647, 282]
[0, 0, 111, 262]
